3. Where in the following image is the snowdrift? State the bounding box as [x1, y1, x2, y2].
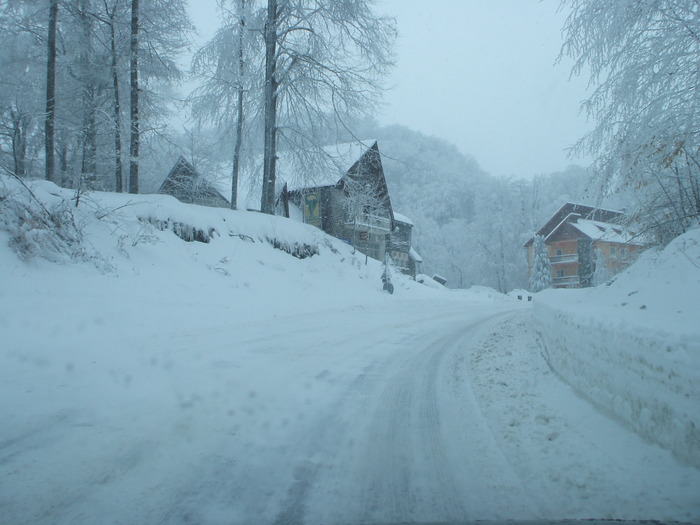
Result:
[533, 228, 700, 468]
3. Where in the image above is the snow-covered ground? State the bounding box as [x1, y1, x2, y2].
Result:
[1, 176, 699, 524]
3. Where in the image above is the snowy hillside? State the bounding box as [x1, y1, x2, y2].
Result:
[0, 174, 435, 309]
[534, 227, 700, 467]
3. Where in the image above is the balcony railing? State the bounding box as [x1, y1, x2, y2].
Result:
[553, 275, 580, 286]
[345, 214, 392, 232]
[549, 253, 579, 264]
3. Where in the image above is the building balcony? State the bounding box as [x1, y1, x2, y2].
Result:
[345, 214, 392, 232]
[549, 253, 579, 264]
[388, 240, 410, 252]
[553, 275, 580, 287]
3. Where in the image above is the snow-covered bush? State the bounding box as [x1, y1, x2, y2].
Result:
[0, 176, 85, 263]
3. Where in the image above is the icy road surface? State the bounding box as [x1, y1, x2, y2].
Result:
[2, 296, 699, 524]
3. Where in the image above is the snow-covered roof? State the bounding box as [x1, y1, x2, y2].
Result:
[213, 140, 378, 210]
[282, 140, 377, 192]
[571, 219, 645, 245]
[544, 212, 581, 243]
[409, 247, 422, 262]
[393, 212, 414, 226]
[525, 202, 626, 247]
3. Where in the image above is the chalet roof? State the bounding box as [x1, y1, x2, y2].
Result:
[158, 156, 198, 193]
[524, 202, 625, 247]
[393, 212, 414, 226]
[158, 156, 229, 208]
[570, 219, 645, 245]
[283, 140, 378, 191]
[214, 140, 379, 211]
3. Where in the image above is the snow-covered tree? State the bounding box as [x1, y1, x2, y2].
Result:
[0, 2, 45, 179]
[190, 0, 263, 209]
[592, 247, 610, 286]
[529, 235, 552, 292]
[561, 0, 700, 244]
[343, 165, 391, 235]
[45, 0, 59, 183]
[0, 0, 191, 192]
[259, 0, 396, 214]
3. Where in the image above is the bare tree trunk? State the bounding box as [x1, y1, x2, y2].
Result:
[261, 0, 278, 214]
[80, 97, 97, 186]
[129, 0, 140, 194]
[45, 0, 58, 183]
[108, 5, 123, 192]
[11, 109, 28, 177]
[231, 0, 246, 210]
[79, 0, 97, 189]
[58, 136, 69, 187]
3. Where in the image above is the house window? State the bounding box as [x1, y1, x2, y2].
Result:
[620, 247, 627, 258]
[556, 269, 565, 278]
[555, 249, 563, 256]
[610, 246, 617, 257]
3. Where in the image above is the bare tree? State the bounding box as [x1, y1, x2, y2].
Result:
[190, 0, 262, 209]
[259, 0, 396, 214]
[45, 0, 59, 183]
[260, 0, 278, 214]
[105, 0, 125, 192]
[561, 0, 700, 243]
[128, 0, 139, 194]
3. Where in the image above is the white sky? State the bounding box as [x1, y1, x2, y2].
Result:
[187, 0, 593, 179]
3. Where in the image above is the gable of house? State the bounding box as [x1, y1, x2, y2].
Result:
[524, 203, 625, 248]
[159, 156, 229, 209]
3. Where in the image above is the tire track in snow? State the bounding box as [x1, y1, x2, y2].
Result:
[293, 310, 538, 525]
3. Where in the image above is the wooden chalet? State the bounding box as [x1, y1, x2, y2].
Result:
[158, 156, 229, 208]
[525, 203, 646, 288]
[287, 141, 421, 275]
[287, 141, 393, 261]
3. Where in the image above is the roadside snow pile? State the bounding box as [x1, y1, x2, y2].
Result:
[533, 227, 700, 468]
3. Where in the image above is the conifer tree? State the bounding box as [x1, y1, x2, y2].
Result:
[530, 234, 552, 292]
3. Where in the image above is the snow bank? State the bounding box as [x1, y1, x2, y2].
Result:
[0, 174, 440, 318]
[533, 228, 700, 468]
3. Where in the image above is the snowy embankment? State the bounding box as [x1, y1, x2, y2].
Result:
[0, 174, 430, 310]
[533, 228, 700, 468]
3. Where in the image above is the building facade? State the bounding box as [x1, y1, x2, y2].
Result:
[288, 141, 421, 275]
[525, 203, 646, 288]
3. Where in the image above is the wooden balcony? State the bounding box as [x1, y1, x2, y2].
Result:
[553, 275, 580, 287]
[550, 253, 579, 264]
[345, 214, 392, 233]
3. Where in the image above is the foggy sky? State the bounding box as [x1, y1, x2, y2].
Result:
[188, 0, 592, 179]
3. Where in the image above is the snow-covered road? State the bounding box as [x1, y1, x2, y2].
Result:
[2, 294, 700, 524]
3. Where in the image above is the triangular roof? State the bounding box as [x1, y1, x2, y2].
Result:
[158, 156, 229, 208]
[213, 140, 380, 211]
[339, 141, 395, 227]
[524, 203, 625, 247]
[283, 140, 378, 191]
